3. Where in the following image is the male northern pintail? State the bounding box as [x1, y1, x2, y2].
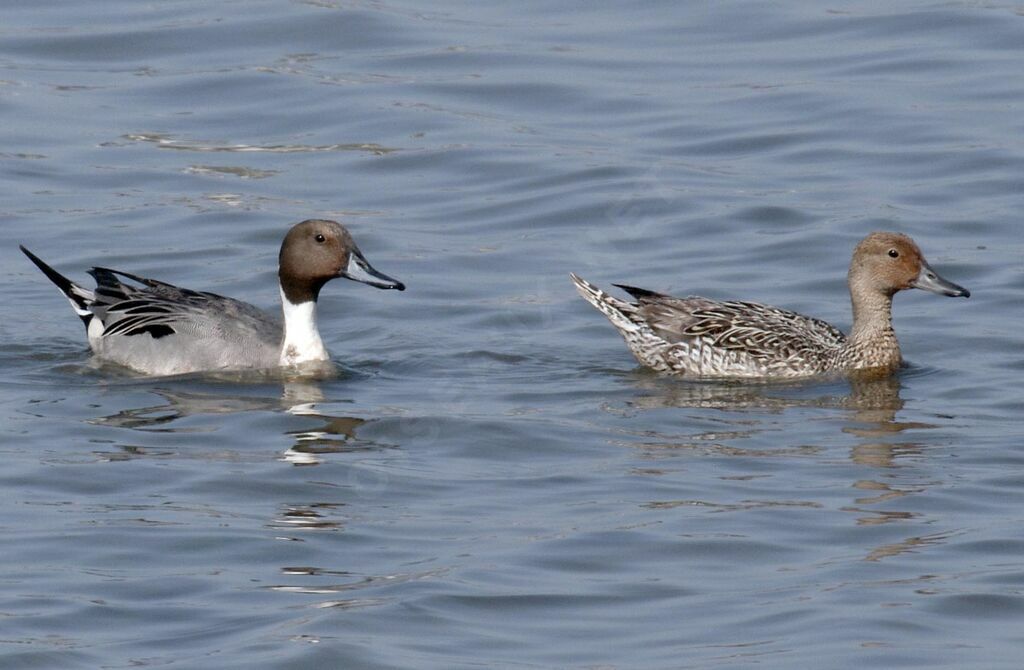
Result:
[21, 219, 405, 376]
[571, 232, 969, 378]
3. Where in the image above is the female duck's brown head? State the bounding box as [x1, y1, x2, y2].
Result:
[848, 232, 969, 299]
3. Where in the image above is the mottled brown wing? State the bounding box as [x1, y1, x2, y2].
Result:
[637, 296, 846, 361]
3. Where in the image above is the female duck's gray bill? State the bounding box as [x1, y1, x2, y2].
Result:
[911, 261, 969, 298]
[341, 249, 405, 291]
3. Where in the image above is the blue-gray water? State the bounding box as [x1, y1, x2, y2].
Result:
[3, 1, 1023, 668]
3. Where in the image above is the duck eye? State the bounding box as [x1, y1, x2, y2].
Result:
[887, 248, 899, 258]
[315, 234, 326, 243]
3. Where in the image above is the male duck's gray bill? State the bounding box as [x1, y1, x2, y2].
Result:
[342, 248, 405, 291]
[910, 260, 970, 298]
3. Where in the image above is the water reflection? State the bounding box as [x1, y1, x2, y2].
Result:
[618, 374, 948, 558]
[269, 502, 346, 531]
[90, 389, 283, 430]
[87, 382, 389, 466]
[120, 132, 398, 154]
[266, 566, 447, 611]
[281, 412, 381, 466]
[863, 530, 957, 562]
[613, 375, 916, 461]
[618, 374, 907, 415]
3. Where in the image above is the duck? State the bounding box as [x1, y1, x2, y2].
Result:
[20, 219, 405, 376]
[570, 232, 969, 378]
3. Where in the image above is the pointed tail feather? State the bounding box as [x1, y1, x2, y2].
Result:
[569, 273, 641, 333]
[612, 283, 667, 302]
[20, 245, 94, 326]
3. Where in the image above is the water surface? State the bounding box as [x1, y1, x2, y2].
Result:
[2, 1, 1023, 668]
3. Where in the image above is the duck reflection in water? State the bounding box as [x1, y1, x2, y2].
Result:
[611, 373, 908, 416]
[616, 373, 946, 554]
[88, 381, 387, 467]
[613, 373, 933, 465]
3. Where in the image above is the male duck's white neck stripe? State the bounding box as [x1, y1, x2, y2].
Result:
[279, 287, 328, 366]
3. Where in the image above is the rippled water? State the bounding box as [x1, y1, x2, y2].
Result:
[3, 1, 1024, 668]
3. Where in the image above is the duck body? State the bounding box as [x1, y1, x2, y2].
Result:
[21, 219, 404, 376]
[83, 267, 283, 375]
[571, 232, 969, 379]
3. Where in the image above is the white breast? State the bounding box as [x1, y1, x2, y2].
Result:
[279, 288, 328, 366]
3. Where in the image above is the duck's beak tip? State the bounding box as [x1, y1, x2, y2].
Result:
[911, 261, 969, 299]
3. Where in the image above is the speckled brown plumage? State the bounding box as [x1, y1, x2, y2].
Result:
[571, 232, 969, 379]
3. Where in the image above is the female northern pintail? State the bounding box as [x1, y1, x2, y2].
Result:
[21, 219, 405, 376]
[571, 232, 970, 379]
